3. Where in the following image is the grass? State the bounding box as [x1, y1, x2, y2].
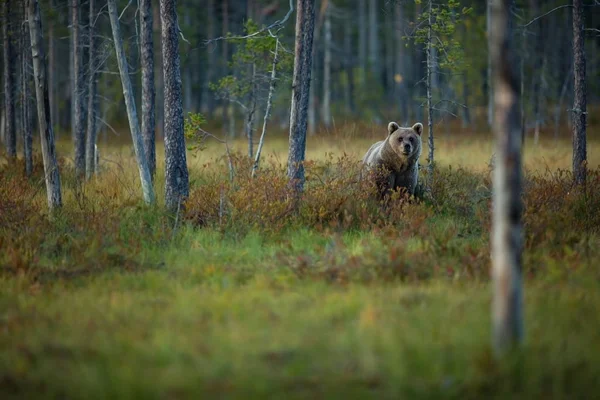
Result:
[1, 121, 599, 399]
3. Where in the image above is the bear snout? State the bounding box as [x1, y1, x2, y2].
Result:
[403, 143, 412, 154]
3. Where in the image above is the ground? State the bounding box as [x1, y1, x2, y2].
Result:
[0, 121, 599, 399]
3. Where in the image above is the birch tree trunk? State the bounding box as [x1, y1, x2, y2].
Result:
[140, 0, 156, 180]
[21, 0, 33, 176]
[85, 0, 98, 179]
[160, 0, 189, 210]
[288, 0, 316, 193]
[107, 0, 155, 205]
[572, 0, 586, 186]
[252, 38, 279, 178]
[27, 0, 62, 210]
[3, 0, 16, 158]
[490, 0, 524, 355]
[322, 4, 331, 127]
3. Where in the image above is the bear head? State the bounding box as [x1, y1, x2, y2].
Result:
[387, 121, 423, 161]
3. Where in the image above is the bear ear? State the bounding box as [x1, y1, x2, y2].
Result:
[412, 122, 423, 136]
[388, 122, 400, 135]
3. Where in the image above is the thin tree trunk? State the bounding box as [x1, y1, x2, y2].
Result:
[490, 0, 524, 355]
[246, 63, 257, 158]
[368, 0, 379, 82]
[394, 1, 408, 124]
[554, 63, 573, 140]
[153, 2, 164, 138]
[204, 0, 216, 116]
[140, 0, 156, 180]
[572, 0, 586, 186]
[252, 38, 279, 178]
[358, 0, 366, 86]
[529, 0, 542, 144]
[3, 0, 16, 158]
[160, 0, 189, 210]
[520, 26, 526, 144]
[322, 4, 331, 127]
[22, 0, 33, 176]
[343, 19, 355, 115]
[288, 0, 316, 193]
[85, 0, 97, 179]
[107, 0, 155, 204]
[426, 0, 434, 180]
[48, 0, 56, 136]
[27, 0, 62, 210]
[487, 0, 494, 128]
[72, 0, 85, 176]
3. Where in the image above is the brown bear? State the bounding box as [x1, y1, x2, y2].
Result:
[362, 121, 423, 198]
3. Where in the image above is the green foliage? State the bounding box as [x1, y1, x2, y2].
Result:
[184, 112, 209, 152]
[210, 20, 292, 106]
[409, 0, 472, 72]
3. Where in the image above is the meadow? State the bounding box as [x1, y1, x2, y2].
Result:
[1, 121, 599, 399]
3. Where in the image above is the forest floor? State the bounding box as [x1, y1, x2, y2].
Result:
[1, 124, 600, 399]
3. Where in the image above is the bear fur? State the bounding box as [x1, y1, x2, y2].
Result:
[362, 121, 423, 198]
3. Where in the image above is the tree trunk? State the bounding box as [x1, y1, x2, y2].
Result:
[85, 0, 98, 179]
[368, 0, 379, 82]
[160, 0, 189, 210]
[72, 0, 86, 176]
[394, 1, 408, 124]
[288, 0, 316, 193]
[21, 0, 33, 176]
[48, 0, 56, 136]
[246, 63, 257, 158]
[252, 38, 279, 178]
[107, 0, 155, 204]
[529, 0, 542, 144]
[358, 0, 366, 86]
[203, 0, 216, 117]
[572, 0, 586, 186]
[343, 19, 355, 116]
[490, 0, 524, 355]
[322, 4, 331, 127]
[487, 0, 494, 128]
[153, 2, 164, 138]
[140, 0, 156, 180]
[426, 0, 434, 180]
[27, 0, 62, 210]
[3, 0, 16, 158]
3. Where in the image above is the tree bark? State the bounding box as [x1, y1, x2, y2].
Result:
[426, 0, 435, 180]
[72, 0, 86, 177]
[48, 0, 57, 136]
[153, 2, 164, 138]
[572, 0, 586, 186]
[487, 0, 494, 128]
[85, 0, 98, 179]
[27, 0, 62, 210]
[322, 4, 331, 127]
[358, 0, 366, 86]
[3, 0, 16, 158]
[490, 0, 524, 355]
[394, 1, 408, 124]
[140, 0, 156, 180]
[160, 0, 189, 210]
[107, 0, 155, 205]
[21, 0, 33, 176]
[252, 38, 279, 178]
[368, 0, 379, 82]
[288, 0, 316, 193]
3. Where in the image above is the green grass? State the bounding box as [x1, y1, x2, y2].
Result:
[1, 127, 600, 398]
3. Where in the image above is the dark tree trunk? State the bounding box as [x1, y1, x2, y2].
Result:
[287, 0, 316, 193]
[107, 0, 155, 204]
[343, 18, 355, 115]
[72, 0, 85, 176]
[394, 1, 408, 124]
[572, 0, 586, 186]
[160, 0, 189, 210]
[3, 0, 16, 158]
[27, 0, 63, 210]
[140, 0, 156, 180]
[528, 0, 543, 144]
[85, 0, 98, 179]
[21, 0, 33, 176]
[153, 2, 164, 138]
[48, 0, 57, 137]
[490, 0, 523, 355]
[203, 0, 216, 116]
[368, 0, 379, 83]
[358, 0, 366, 85]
